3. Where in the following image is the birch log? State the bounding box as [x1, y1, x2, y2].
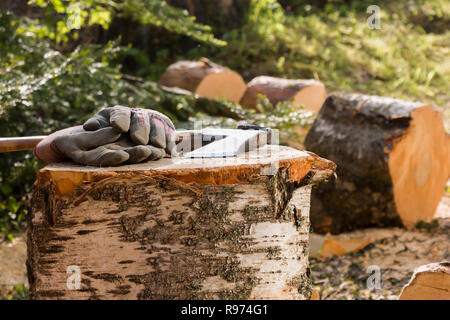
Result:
[27, 145, 335, 300]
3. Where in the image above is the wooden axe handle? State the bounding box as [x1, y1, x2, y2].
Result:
[0, 136, 47, 152]
[0, 132, 198, 153]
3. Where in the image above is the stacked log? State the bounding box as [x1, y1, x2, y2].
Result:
[27, 145, 335, 300]
[305, 92, 450, 233]
[158, 58, 247, 103]
[240, 76, 327, 112]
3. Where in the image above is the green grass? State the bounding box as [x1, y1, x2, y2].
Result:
[1, 284, 29, 300]
[184, 0, 450, 130]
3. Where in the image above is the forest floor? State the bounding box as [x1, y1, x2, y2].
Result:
[0, 234, 28, 299]
[0, 184, 449, 300]
[310, 193, 450, 300]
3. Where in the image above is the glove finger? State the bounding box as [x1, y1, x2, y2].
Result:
[129, 109, 150, 145]
[144, 145, 166, 161]
[71, 147, 130, 166]
[109, 105, 132, 133]
[83, 109, 111, 131]
[165, 126, 178, 157]
[122, 145, 152, 163]
[72, 127, 122, 150]
[149, 116, 166, 149]
[148, 110, 176, 131]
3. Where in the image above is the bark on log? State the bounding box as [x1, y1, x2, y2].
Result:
[305, 92, 450, 233]
[27, 145, 335, 300]
[399, 262, 450, 300]
[240, 76, 327, 112]
[158, 58, 247, 103]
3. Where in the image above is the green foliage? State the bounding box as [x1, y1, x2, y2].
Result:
[121, 0, 226, 46]
[415, 219, 440, 233]
[0, 10, 305, 239]
[28, 0, 225, 45]
[187, 0, 449, 110]
[6, 284, 30, 300]
[0, 11, 223, 239]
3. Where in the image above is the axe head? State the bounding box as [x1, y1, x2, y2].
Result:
[177, 126, 271, 158]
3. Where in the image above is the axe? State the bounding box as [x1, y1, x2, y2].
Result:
[0, 125, 271, 158]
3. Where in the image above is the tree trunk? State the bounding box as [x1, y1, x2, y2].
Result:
[305, 92, 449, 233]
[240, 76, 327, 112]
[399, 262, 450, 300]
[167, 0, 251, 32]
[158, 58, 247, 103]
[27, 145, 335, 300]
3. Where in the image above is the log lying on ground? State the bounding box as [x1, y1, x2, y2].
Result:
[122, 75, 246, 121]
[240, 76, 327, 112]
[309, 234, 371, 258]
[158, 85, 246, 120]
[399, 262, 450, 300]
[158, 58, 246, 103]
[27, 145, 335, 300]
[305, 92, 450, 233]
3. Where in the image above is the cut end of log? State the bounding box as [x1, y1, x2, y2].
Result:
[35, 145, 336, 196]
[195, 70, 246, 103]
[309, 234, 371, 258]
[389, 105, 450, 228]
[305, 92, 449, 232]
[240, 76, 327, 112]
[399, 262, 450, 300]
[158, 59, 246, 103]
[291, 83, 328, 113]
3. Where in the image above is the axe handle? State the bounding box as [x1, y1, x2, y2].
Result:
[0, 136, 47, 152]
[0, 132, 197, 153]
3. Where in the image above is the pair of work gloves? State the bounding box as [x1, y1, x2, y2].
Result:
[34, 106, 177, 166]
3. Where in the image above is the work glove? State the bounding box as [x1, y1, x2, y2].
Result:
[34, 126, 164, 166]
[83, 105, 177, 157]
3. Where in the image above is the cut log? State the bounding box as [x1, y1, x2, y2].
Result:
[309, 290, 320, 300]
[27, 145, 335, 300]
[240, 76, 327, 112]
[309, 234, 371, 258]
[158, 58, 246, 103]
[305, 92, 450, 233]
[399, 262, 450, 300]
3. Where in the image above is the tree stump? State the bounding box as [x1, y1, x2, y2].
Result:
[27, 145, 335, 300]
[399, 262, 450, 300]
[305, 92, 450, 233]
[158, 58, 247, 103]
[240, 76, 327, 112]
